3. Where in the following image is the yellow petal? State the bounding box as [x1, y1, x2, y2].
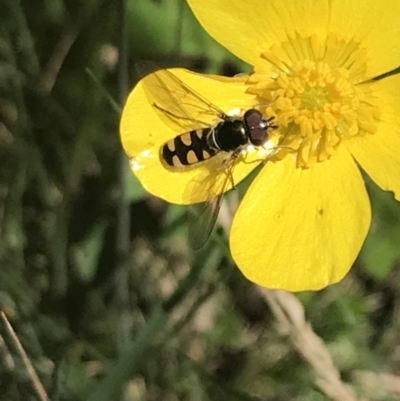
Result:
[187, 0, 330, 66]
[327, 0, 400, 78]
[230, 146, 371, 291]
[346, 75, 400, 201]
[187, 0, 400, 77]
[120, 69, 264, 204]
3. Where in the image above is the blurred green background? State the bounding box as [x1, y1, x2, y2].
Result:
[1, 0, 400, 400]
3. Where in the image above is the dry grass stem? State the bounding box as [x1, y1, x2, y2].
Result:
[1, 312, 50, 401]
[259, 289, 367, 401]
[353, 370, 400, 396]
[38, 26, 79, 93]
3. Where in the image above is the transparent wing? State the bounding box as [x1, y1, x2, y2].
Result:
[187, 137, 283, 250]
[136, 61, 226, 131]
[187, 157, 237, 250]
[188, 193, 225, 250]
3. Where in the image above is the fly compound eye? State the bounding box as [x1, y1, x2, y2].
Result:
[244, 109, 269, 146]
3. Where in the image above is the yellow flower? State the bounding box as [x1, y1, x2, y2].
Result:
[120, 0, 400, 291]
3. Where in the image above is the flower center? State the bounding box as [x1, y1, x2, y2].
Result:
[247, 34, 381, 167]
[301, 86, 330, 112]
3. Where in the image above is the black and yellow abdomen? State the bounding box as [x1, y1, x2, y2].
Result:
[161, 110, 276, 168]
[162, 128, 218, 167]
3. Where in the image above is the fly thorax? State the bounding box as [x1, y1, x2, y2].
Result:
[209, 120, 248, 152]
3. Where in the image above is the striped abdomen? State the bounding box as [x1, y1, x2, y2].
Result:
[162, 128, 218, 167]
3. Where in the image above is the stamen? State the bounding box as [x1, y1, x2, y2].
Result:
[248, 34, 381, 167]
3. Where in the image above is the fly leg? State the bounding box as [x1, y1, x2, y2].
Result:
[225, 147, 244, 190]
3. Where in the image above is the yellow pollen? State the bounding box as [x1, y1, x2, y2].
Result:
[247, 34, 381, 168]
[301, 86, 330, 112]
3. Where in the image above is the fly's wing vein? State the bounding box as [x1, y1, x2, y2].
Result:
[188, 194, 224, 250]
[188, 157, 237, 250]
[137, 61, 226, 131]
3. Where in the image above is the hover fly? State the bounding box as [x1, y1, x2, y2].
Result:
[138, 62, 278, 249]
